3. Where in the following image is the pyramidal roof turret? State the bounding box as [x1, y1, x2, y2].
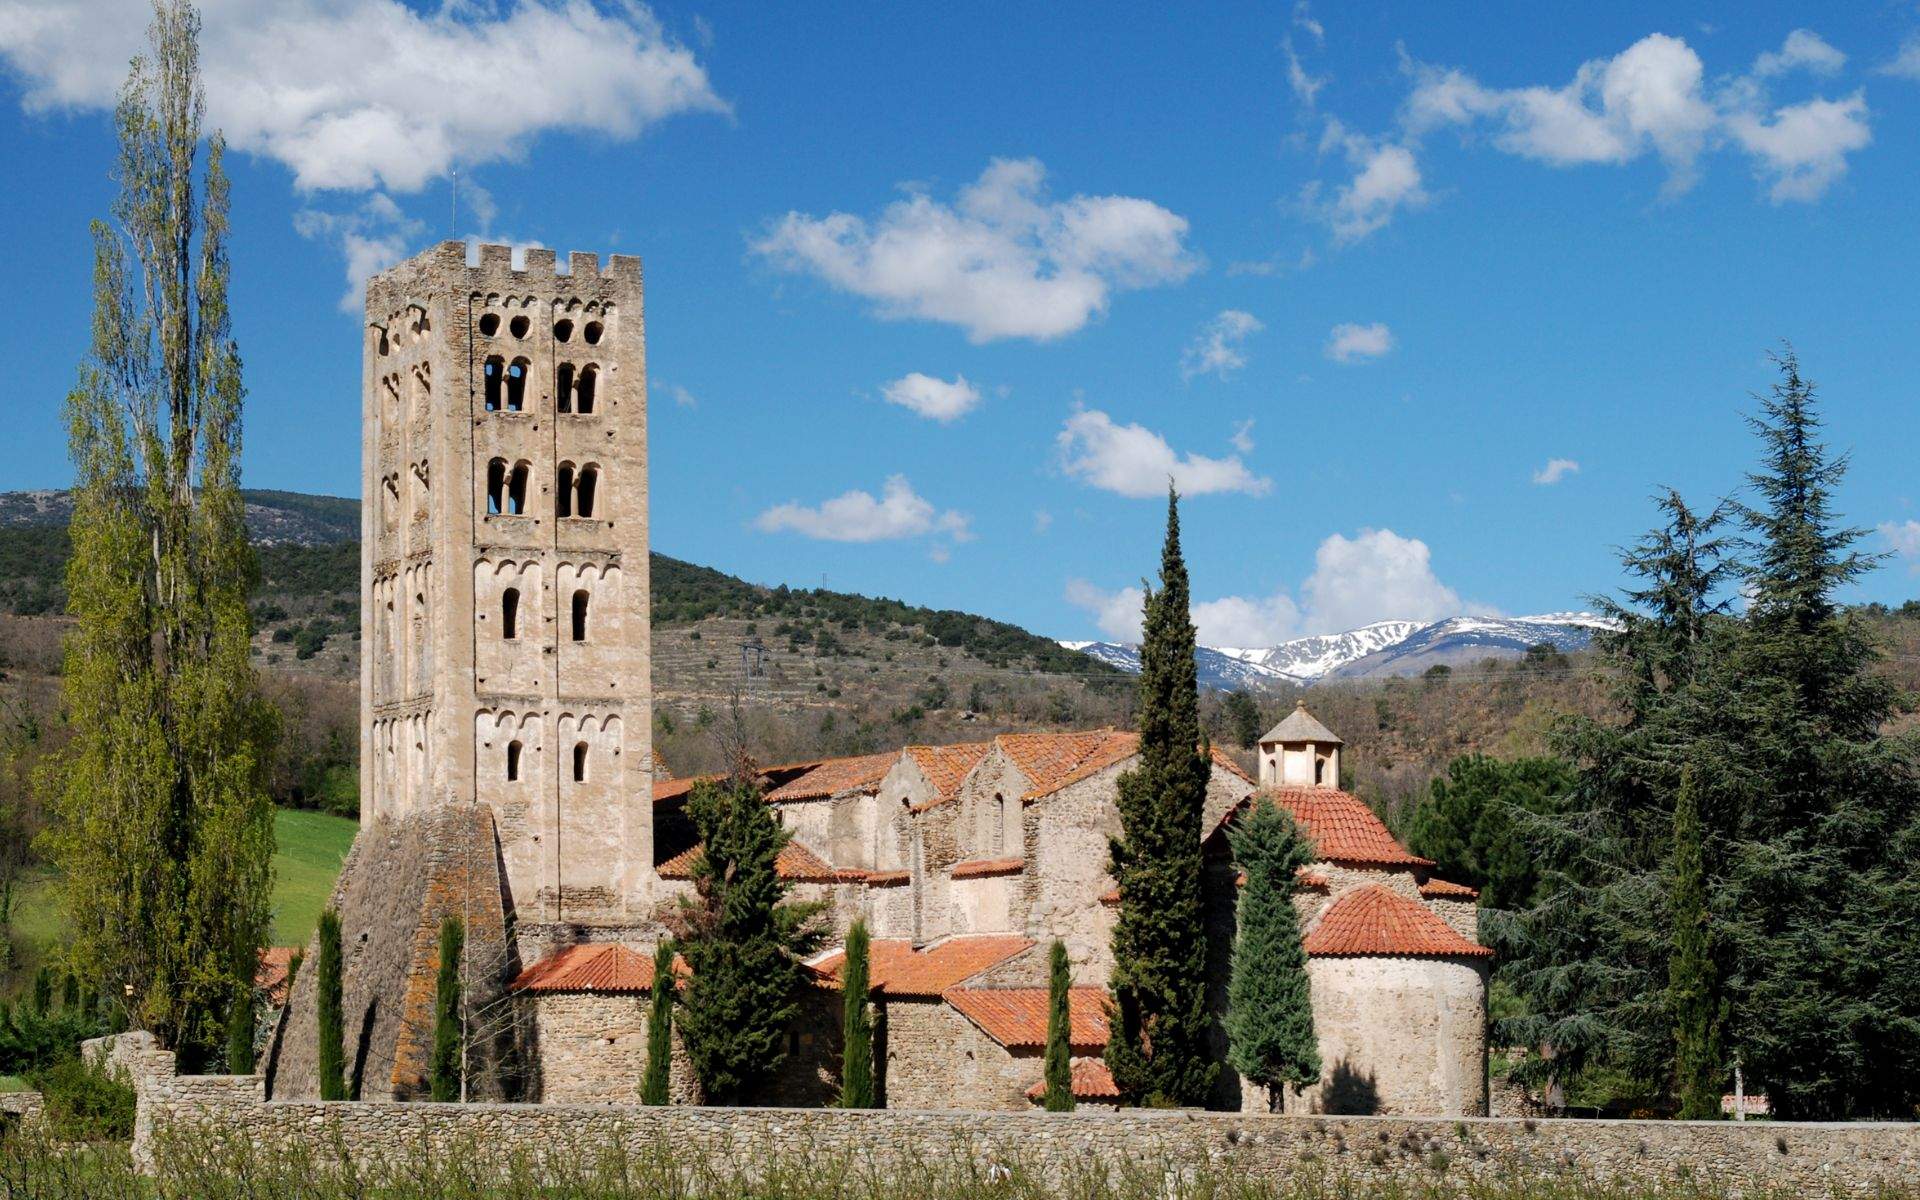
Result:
[1259, 701, 1343, 746]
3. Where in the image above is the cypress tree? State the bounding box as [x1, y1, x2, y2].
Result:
[675, 773, 823, 1104]
[316, 908, 345, 1101]
[60, 974, 79, 1012]
[1225, 798, 1320, 1111]
[1669, 767, 1721, 1119]
[641, 941, 675, 1105]
[430, 916, 464, 1102]
[30, 968, 51, 1016]
[1042, 940, 1075, 1112]
[1105, 487, 1217, 1107]
[43, 0, 276, 1071]
[225, 986, 254, 1074]
[838, 920, 875, 1108]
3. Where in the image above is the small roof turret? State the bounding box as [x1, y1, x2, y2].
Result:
[1259, 701, 1343, 747]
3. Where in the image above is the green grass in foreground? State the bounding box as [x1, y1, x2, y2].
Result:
[0, 1075, 26, 1094]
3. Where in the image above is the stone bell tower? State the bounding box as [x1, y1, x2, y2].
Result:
[360, 241, 653, 929]
[1257, 701, 1343, 788]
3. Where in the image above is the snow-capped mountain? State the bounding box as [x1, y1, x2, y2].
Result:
[1061, 612, 1615, 689]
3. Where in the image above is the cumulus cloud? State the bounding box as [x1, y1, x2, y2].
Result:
[1056, 408, 1271, 499]
[880, 372, 982, 422]
[754, 475, 972, 544]
[1884, 36, 1920, 80]
[1067, 527, 1473, 645]
[1308, 122, 1428, 242]
[1324, 321, 1393, 363]
[0, 0, 727, 193]
[1230, 420, 1256, 454]
[1532, 457, 1581, 485]
[292, 193, 422, 310]
[1181, 310, 1263, 380]
[753, 157, 1198, 343]
[1723, 92, 1871, 203]
[1753, 29, 1845, 78]
[1881, 520, 1920, 571]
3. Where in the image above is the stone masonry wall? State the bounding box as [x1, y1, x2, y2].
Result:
[133, 1080, 1920, 1196]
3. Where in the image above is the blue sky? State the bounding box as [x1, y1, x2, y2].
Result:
[2, 1, 1917, 645]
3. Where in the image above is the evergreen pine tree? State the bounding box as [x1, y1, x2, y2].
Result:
[674, 773, 823, 1104]
[225, 921, 256, 1073]
[1222, 691, 1262, 750]
[1105, 487, 1217, 1107]
[430, 916, 464, 1102]
[1669, 767, 1721, 1119]
[838, 920, 875, 1108]
[60, 975, 79, 1012]
[30, 968, 51, 1016]
[316, 908, 345, 1102]
[43, 0, 276, 1070]
[1043, 940, 1075, 1112]
[1225, 798, 1320, 1111]
[641, 942, 675, 1105]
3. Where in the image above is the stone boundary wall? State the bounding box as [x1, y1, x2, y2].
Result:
[133, 1078, 1920, 1196]
[0, 1091, 43, 1131]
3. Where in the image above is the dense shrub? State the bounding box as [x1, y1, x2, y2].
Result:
[25, 1053, 136, 1141]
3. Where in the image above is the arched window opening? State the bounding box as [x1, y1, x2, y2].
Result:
[993, 794, 1006, 852]
[478, 312, 500, 337]
[555, 463, 575, 518]
[572, 742, 588, 782]
[506, 740, 522, 782]
[1314, 756, 1326, 785]
[571, 590, 589, 642]
[506, 462, 529, 515]
[554, 318, 574, 343]
[574, 365, 597, 414]
[575, 465, 598, 519]
[556, 363, 575, 414]
[382, 475, 399, 526]
[485, 458, 507, 514]
[505, 359, 528, 412]
[583, 320, 604, 345]
[509, 314, 530, 339]
[483, 357, 504, 412]
[501, 587, 520, 640]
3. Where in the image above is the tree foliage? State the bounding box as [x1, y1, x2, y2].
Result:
[1225, 798, 1320, 1110]
[1042, 940, 1074, 1112]
[1668, 768, 1720, 1119]
[316, 908, 345, 1102]
[1105, 488, 1216, 1107]
[430, 916, 464, 1102]
[1222, 691, 1262, 750]
[838, 920, 875, 1109]
[1405, 755, 1575, 911]
[41, 0, 275, 1071]
[641, 941, 675, 1106]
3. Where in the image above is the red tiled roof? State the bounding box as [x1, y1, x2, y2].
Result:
[510, 943, 687, 993]
[656, 839, 850, 884]
[814, 936, 1032, 997]
[1215, 789, 1433, 868]
[945, 986, 1110, 1051]
[1233, 867, 1330, 890]
[863, 868, 911, 887]
[1420, 877, 1480, 900]
[652, 773, 722, 803]
[255, 947, 298, 1008]
[1302, 885, 1492, 959]
[1025, 1059, 1121, 1101]
[905, 742, 993, 810]
[951, 856, 1025, 880]
[1000, 730, 1252, 803]
[766, 752, 898, 803]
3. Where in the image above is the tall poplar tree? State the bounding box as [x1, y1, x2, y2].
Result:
[1105, 488, 1216, 1106]
[1226, 798, 1320, 1111]
[44, 0, 275, 1071]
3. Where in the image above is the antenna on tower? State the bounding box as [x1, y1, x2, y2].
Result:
[450, 167, 458, 237]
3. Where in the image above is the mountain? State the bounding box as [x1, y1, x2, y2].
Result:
[1062, 613, 1614, 689]
[0, 488, 358, 546]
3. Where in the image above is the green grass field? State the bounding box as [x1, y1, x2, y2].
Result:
[2, 808, 357, 992]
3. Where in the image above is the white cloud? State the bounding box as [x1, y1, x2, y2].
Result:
[754, 475, 972, 544]
[654, 381, 698, 409]
[1057, 408, 1271, 499]
[1883, 36, 1920, 80]
[292, 193, 422, 310]
[1532, 457, 1581, 485]
[1325, 321, 1393, 363]
[1284, 38, 1327, 109]
[1230, 420, 1256, 454]
[753, 157, 1198, 343]
[1065, 579, 1146, 642]
[1724, 92, 1871, 203]
[0, 0, 727, 193]
[1292, 1, 1324, 46]
[1753, 29, 1845, 78]
[1033, 509, 1055, 535]
[1193, 591, 1305, 647]
[1181, 310, 1263, 380]
[880, 372, 982, 422]
[1880, 520, 1920, 571]
[1310, 123, 1428, 242]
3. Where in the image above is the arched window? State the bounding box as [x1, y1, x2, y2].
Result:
[556, 363, 575, 414]
[583, 320, 604, 346]
[993, 794, 1006, 852]
[483, 356, 504, 411]
[575, 465, 599, 519]
[382, 474, 399, 527]
[574, 365, 597, 414]
[571, 590, 589, 642]
[1314, 756, 1326, 785]
[509, 314, 530, 339]
[572, 742, 588, 782]
[554, 318, 574, 343]
[555, 463, 575, 517]
[507, 462, 529, 515]
[506, 740, 522, 782]
[505, 358, 529, 412]
[485, 458, 507, 514]
[478, 312, 500, 337]
[501, 587, 520, 640]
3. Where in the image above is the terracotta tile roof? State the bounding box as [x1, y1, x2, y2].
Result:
[652, 773, 722, 804]
[904, 742, 993, 810]
[944, 986, 1111, 1051]
[255, 947, 298, 1008]
[1233, 868, 1330, 890]
[1214, 789, 1433, 868]
[863, 868, 910, 887]
[765, 752, 898, 803]
[1303, 885, 1492, 959]
[814, 936, 1032, 997]
[1420, 877, 1480, 900]
[951, 856, 1025, 880]
[1026, 1059, 1121, 1102]
[510, 943, 687, 994]
[656, 839, 850, 884]
[1006, 730, 1254, 802]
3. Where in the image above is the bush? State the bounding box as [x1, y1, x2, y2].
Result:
[27, 1054, 136, 1141]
